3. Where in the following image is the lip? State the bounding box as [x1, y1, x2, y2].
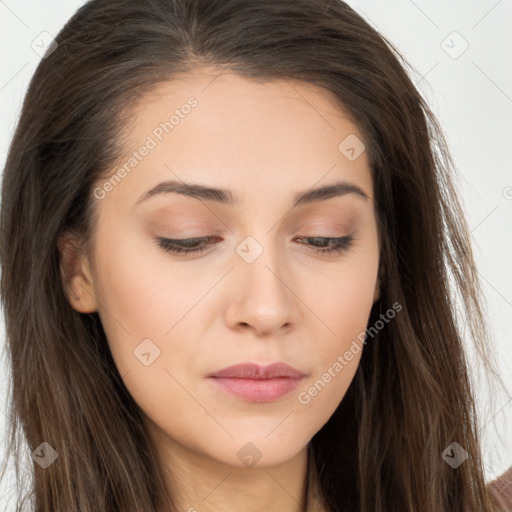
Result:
[209, 362, 305, 379]
[208, 362, 306, 403]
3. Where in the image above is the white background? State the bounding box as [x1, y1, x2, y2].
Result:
[1, 0, 511, 508]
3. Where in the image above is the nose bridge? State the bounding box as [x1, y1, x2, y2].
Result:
[237, 233, 289, 301]
[226, 232, 297, 334]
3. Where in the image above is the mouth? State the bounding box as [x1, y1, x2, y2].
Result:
[208, 362, 306, 403]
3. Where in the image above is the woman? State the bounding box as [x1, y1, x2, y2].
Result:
[0, 0, 509, 511]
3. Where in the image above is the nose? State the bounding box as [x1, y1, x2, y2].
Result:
[224, 239, 300, 337]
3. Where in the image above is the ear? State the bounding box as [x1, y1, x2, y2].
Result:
[58, 232, 98, 313]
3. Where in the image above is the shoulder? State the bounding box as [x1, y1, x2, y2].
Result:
[487, 466, 512, 510]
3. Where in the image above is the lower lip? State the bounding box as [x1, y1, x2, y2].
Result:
[208, 376, 305, 402]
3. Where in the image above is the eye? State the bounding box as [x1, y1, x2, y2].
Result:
[155, 235, 354, 256]
[156, 236, 218, 255]
[294, 235, 354, 255]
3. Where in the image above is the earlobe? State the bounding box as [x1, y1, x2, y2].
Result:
[58, 232, 98, 313]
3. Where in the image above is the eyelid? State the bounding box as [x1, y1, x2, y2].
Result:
[155, 234, 355, 257]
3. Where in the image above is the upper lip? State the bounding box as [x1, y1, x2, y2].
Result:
[209, 362, 306, 379]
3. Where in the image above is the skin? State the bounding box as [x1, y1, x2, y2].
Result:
[60, 67, 381, 512]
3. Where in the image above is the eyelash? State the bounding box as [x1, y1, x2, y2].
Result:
[156, 235, 354, 256]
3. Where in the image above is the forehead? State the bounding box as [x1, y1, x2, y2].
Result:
[100, 68, 373, 211]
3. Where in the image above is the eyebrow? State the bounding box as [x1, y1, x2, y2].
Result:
[135, 179, 370, 208]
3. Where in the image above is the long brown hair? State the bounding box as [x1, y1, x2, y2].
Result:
[1, 0, 509, 510]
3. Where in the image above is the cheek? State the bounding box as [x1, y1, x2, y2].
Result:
[308, 245, 379, 343]
[297, 251, 378, 409]
[90, 225, 191, 373]
[291, 291, 371, 436]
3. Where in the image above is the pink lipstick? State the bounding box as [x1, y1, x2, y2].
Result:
[208, 362, 306, 402]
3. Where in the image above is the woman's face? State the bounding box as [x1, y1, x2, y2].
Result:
[65, 68, 380, 469]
